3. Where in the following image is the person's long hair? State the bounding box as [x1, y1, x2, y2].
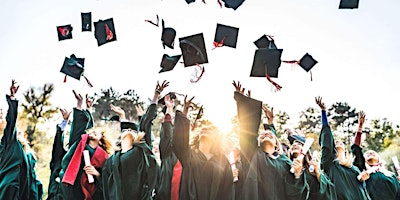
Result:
[190, 125, 224, 156]
[86, 127, 112, 154]
[336, 147, 354, 168]
[114, 130, 145, 152]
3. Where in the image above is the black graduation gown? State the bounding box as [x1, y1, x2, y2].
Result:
[59, 108, 104, 200]
[0, 95, 31, 200]
[234, 92, 309, 200]
[319, 126, 370, 200]
[154, 114, 184, 200]
[352, 144, 400, 200]
[172, 111, 234, 200]
[102, 143, 158, 200]
[47, 125, 67, 200]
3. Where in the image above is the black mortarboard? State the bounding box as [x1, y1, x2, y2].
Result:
[254, 34, 277, 49]
[161, 20, 176, 49]
[57, 25, 73, 41]
[179, 33, 208, 67]
[339, 0, 359, 9]
[60, 54, 85, 80]
[214, 23, 239, 48]
[288, 134, 306, 145]
[81, 12, 92, 32]
[94, 18, 117, 46]
[120, 121, 138, 132]
[185, 0, 195, 3]
[222, 0, 245, 10]
[298, 53, 318, 72]
[250, 49, 283, 78]
[159, 54, 182, 73]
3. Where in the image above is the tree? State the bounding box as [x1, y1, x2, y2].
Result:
[328, 102, 358, 145]
[21, 83, 58, 145]
[297, 107, 320, 135]
[274, 110, 290, 141]
[364, 118, 397, 152]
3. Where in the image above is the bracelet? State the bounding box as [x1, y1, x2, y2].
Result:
[155, 90, 161, 94]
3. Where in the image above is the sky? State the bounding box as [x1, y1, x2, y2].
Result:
[0, 0, 399, 132]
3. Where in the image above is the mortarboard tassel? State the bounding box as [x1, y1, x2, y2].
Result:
[212, 36, 225, 50]
[310, 71, 313, 81]
[217, 0, 223, 8]
[63, 75, 67, 83]
[202, 0, 206, 4]
[105, 24, 113, 41]
[190, 64, 205, 83]
[82, 75, 93, 88]
[265, 74, 282, 91]
[144, 15, 159, 27]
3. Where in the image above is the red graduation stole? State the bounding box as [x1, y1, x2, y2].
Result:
[81, 147, 108, 200]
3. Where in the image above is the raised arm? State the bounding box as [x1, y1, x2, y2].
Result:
[68, 90, 92, 146]
[159, 93, 175, 161]
[1, 80, 20, 145]
[352, 111, 367, 171]
[316, 96, 336, 172]
[262, 105, 277, 135]
[50, 109, 69, 171]
[140, 80, 170, 147]
[232, 80, 262, 165]
[172, 95, 194, 167]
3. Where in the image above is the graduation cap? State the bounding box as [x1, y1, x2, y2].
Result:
[161, 20, 176, 49]
[339, 0, 359, 9]
[250, 49, 283, 90]
[120, 121, 139, 132]
[81, 12, 92, 32]
[185, 0, 196, 4]
[179, 33, 208, 67]
[213, 23, 239, 49]
[57, 24, 73, 41]
[94, 18, 117, 46]
[159, 54, 182, 73]
[221, 0, 245, 10]
[60, 54, 93, 87]
[157, 92, 178, 105]
[282, 53, 317, 81]
[254, 34, 277, 49]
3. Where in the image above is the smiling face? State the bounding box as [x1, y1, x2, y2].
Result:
[258, 130, 277, 146]
[364, 150, 379, 165]
[289, 141, 304, 158]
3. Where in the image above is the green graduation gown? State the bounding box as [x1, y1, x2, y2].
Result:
[234, 92, 309, 200]
[352, 144, 400, 200]
[172, 111, 234, 200]
[319, 126, 370, 200]
[27, 152, 44, 200]
[305, 170, 337, 200]
[59, 108, 105, 200]
[0, 95, 31, 200]
[47, 125, 67, 200]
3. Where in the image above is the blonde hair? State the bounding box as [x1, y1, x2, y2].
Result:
[85, 127, 112, 154]
[190, 125, 224, 155]
[336, 149, 354, 168]
[114, 130, 145, 152]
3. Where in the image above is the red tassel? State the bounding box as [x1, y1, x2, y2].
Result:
[212, 36, 225, 50]
[282, 60, 299, 64]
[217, 0, 223, 8]
[265, 74, 282, 91]
[83, 75, 93, 88]
[63, 75, 67, 83]
[105, 24, 113, 40]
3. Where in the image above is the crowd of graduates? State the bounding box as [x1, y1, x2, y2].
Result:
[0, 79, 400, 200]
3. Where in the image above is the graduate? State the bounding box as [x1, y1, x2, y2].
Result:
[59, 91, 111, 200]
[233, 81, 309, 200]
[0, 80, 32, 199]
[47, 109, 69, 200]
[351, 111, 400, 200]
[172, 95, 234, 200]
[102, 81, 165, 200]
[154, 90, 184, 200]
[17, 130, 44, 200]
[316, 96, 371, 200]
[285, 130, 337, 200]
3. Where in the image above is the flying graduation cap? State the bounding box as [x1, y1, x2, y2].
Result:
[339, 0, 359, 9]
[213, 23, 239, 49]
[179, 33, 208, 83]
[282, 53, 318, 81]
[221, 0, 246, 10]
[250, 49, 283, 91]
[60, 54, 93, 87]
[94, 18, 117, 46]
[81, 12, 92, 32]
[161, 19, 176, 49]
[159, 54, 182, 73]
[57, 24, 73, 41]
[254, 34, 278, 49]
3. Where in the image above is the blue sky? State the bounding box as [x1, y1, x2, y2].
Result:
[1, 0, 399, 132]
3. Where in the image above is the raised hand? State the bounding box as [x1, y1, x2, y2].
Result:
[60, 108, 71, 120]
[155, 80, 170, 94]
[10, 79, 19, 98]
[358, 111, 366, 129]
[232, 80, 245, 94]
[86, 94, 95, 109]
[246, 90, 251, 98]
[315, 96, 326, 110]
[110, 104, 126, 120]
[135, 104, 145, 117]
[262, 105, 274, 124]
[183, 95, 195, 116]
[72, 90, 83, 110]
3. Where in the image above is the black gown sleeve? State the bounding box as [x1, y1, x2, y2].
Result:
[68, 108, 92, 146]
[159, 116, 173, 161]
[139, 103, 157, 147]
[172, 111, 191, 167]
